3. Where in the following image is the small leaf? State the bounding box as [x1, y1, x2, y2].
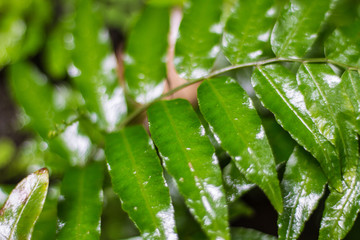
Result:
[325, 20, 360, 68]
[197, 77, 282, 213]
[0, 168, 49, 240]
[222, 161, 254, 203]
[222, 0, 277, 64]
[251, 64, 342, 191]
[57, 162, 104, 240]
[319, 175, 360, 239]
[148, 99, 230, 240]
[124, 5, 170, 103]
[105, 126, 177, 240]
[297, 63, 359, 180]
[278, 147, 327, 240]
[174, 0, 223, 79]
[231, 227, 277, 240]
[342, 70, 360, 133]
[271, 0, 334, 58]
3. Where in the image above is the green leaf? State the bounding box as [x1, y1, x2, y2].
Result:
[342, 70, 360, 133]
[147, 99, 230, 240]
[325, 20, 360, 68]
[0, 168, 49, 240]
[174, 0, 223, 79]
[278, 147, 327, 240]
[124, 5, 169, 103]
[231, 227, 277, 240]
[271, 0, 334, 58]
[105, 126, 177, 240]
[319, 175, 360, 240]
[0, 138, 15, 169]
[297, 63, 359, 180]
[251, 64, 342, 191]
[70, 0, 125, 129]
[197, 77, 282, 213]
[57, 162, 104, 240]
[222, 0, 276, 64]
[223, 161, 254, 203]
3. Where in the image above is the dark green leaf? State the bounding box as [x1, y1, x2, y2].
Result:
[342, 70, 360, 133]
[231, 227, 277, 240]
[251, 64, 342, 191]
[271, 0, 334, 58]
[278, 147, 327, 240]
[105, 126, 177, 239]
[319, 175, 360, 239]
[57, 162, 104, 240]
[124, 5, 169, 103]
[174, 0, 223, 79]
[198, 77, 282, 213]
[223, 161, 254, 203]
[147, 99, 230, 240]
[0, 168, 49, 240]
[222, 0, 276, 64]
[325, 20, 360, 68]
[297, 63, 358, 180]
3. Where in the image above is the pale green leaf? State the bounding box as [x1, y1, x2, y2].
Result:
[271, 0, 334, 58]
[105, 126, 177, 240]
[251, 64, 342, 191]
[174, 0, 223, 79]
[278, 147, 327, 240]
[222, 0, 277, 64]
[0, 168, 49, 240]
[198, 77, 282, 213]
[147, 99, 230, 240]
[124, 5, 169, 103]
[57, 162, 104, 240]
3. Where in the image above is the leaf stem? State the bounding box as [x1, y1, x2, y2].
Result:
[117, 57, 358, 129]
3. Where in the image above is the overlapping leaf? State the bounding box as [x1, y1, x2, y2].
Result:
[271, 0, 334, 58]
[231, 227, 277, 240]
[297, 63, 358, 180]
[251, 64, 342, 191]
[124, 5, 169, 103]
[174, 0, 223, 79]
[197, 77, 282, 212]
[57, 162, 104, 239]
[278, 147, 327, 240]
[0, 168, 49, 240]
[325, 19, 360, 68]
[222, 0, 277, 64]
[148, 99, 230, 240]
[105, 126, 177, 240]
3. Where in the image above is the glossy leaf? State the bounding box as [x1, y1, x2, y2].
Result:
[222, 0, 277, 64]
[70, 0, 125, 129]
[325, 20, 360, 68]
[0, 168, 49, 240]
[319, 175, 360, 239]
[223, 161, 254, 203]
[124, 6, 169, 104]
[174, 0, 223, 79]
[271, 0, 334, 58]
[231, 227, 277, 240]
[105, 126, 177, 240]
[342, 70, 360, 133]
[197, 77, 282, 213]
[278, 147, 327, 240]
[251, 64, 342, 191]
[57, 162, 104, 240]
[297, 63, 358, 180]
[147, 99, 230, 240]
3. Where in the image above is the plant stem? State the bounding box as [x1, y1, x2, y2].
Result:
[117, 57, 358, 129]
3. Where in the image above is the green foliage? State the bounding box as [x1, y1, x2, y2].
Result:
[1, 0, 360, 239]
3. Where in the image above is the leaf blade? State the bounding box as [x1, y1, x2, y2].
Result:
[197, 77, 282, 213]
[105, 126, 177, 240]
[342, 70, 360, 133]
[147, 99, 230, 240]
